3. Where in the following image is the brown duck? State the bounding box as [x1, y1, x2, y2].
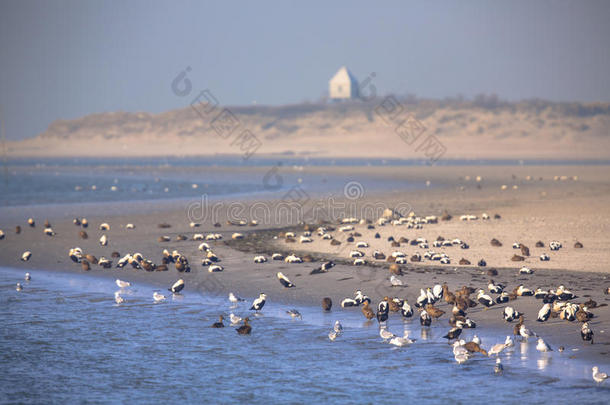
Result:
[236, 318, 252, 335]
[361, 301, 375, 320]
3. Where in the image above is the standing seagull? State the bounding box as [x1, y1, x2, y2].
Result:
[250, 293, 267, 312]
[229, 292, 245, 304]
[277, 272, 295, 288]
[592, 367, 608, 383]
[114, 291, 125, 304]
[536, 338, 552, 352]
[116, 279, 131, 289]
[519, 324, 537, 341]
[169, 279, 185, 293]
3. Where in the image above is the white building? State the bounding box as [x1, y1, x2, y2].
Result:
[329, 66, 359, 100]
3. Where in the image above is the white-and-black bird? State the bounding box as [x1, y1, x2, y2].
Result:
[536, 338, 552, 352]
[443, 327, 463, 341]
[495, 292, 509, 304]
[341, 298, 358, 307]
[488, 280, 505, 294]
[229, 292, 245, 304]
[581, 322, 594, 344]
[537, 303, 551, 322]
[477, 289, 495, 308]
[401, 300, 413, 318]
[354, 290, 371, 305]
[277, 272, 295, 288]
[24, 273, 31, 281]
[169, 279, 185, 293]
[250, 293, 267, 311]
[377, 298, 389, 323]
[311, 261, 335, 274]
[503, 306, 520, 322]
[420, 309, 432, 326]
[21, 251, 32, 261]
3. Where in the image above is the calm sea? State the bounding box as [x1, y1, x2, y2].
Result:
[1, 266, 608, 404]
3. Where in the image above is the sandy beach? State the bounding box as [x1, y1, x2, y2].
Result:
[1, 165, 610, 364]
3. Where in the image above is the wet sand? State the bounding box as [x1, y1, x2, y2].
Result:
[1, 165, 609, 364]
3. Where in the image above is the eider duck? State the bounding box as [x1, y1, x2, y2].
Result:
[24, 272, 31, 281]
[322, 297, 332, 311]
[519, 267, 533, 275]
[516, 285, 534, 296]
[537, 303, 551, 322]
[581, 322, 593, 344]
[476, 290, 495, 308]
[311, 261, 335, 274]
[443, 327, 463, 341]
[27, 218, 35, 227]
[16, 283, 23, 291]
[341, 298, 358, 308]
[99, 234, 108, 246]
[376, 298, 389, 323]
[503, 307, 520, 322]
[277, 272, 295, 288]
[250, 293, 267, 311]
[286, 309, 302, 319]
[494, 358, 503, 374]
[488, 280, 505, 294]
[212, 315, 225, 328]
[539, 253, 550, 261]
[236, 318, 252, 335]
[420, 310, 432, 326]
[21, 251, 32, 261]
[495, 292, 509, 304]
[208, 265, 224, 273]
[401, 300, 413, 318]
[169, 279, 185, 293]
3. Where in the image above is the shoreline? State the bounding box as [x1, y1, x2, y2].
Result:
[1, 164, 609, 366]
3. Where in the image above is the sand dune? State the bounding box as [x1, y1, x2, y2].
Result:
[9, 99, 610, 160]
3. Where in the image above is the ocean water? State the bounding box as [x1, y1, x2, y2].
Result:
[0, 158, 427, 207]
[1, 267, 608, 404]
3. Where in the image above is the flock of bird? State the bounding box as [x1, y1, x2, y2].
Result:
[4, 214, 609, 384]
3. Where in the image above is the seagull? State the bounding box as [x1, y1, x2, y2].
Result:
[277, 272, 295, 288]
[229, 292, 245, 303]
[153, 291, 166, 302]
[592, 366, 608, 383]
[390, 275, 404, 287]
[229, 313, 242, 325]
[520, 324, 537, 340]
[334, 320, 343, 334]
[488, 342, 508, 357]
[494, 358, 504, 374]
[114, 291, 125, 304]
[537, 303, 551, 322]
[389, 331, 415, 346]
[286, 309, 302, 319]
[504, 336, 514, 347]
[379, 327, 396, 341]
[169, 279, 185, 293]
[536, 338, 552, 352]
[24, 273, 31, 281]
[16, 283, 23, 291]
[250, 293, 267, 311]
[116, 279, 131, 289]
[472, 335, 481, 345]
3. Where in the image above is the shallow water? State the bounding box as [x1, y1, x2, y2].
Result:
[1, 266, 608, 404]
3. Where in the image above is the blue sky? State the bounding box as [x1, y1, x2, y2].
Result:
[1, 0, 609, 140]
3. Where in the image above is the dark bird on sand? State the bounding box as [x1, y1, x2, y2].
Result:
[322, 297, 332, 311]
